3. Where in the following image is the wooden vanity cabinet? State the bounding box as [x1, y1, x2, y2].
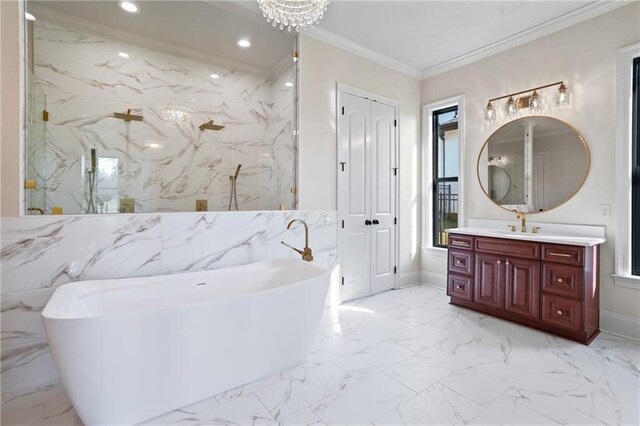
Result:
[446, 234, 600, 344]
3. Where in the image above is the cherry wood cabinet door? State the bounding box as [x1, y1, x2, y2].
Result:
[505, 257, 540, 320]
[474, 253, 504, 310]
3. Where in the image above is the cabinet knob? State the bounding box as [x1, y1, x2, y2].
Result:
[556, 309, 564, 316]
[505, 259, 510, 265]
[455, 285, 463, 290]
[557, 277, 565, 283]
[497, 260, 501, 264]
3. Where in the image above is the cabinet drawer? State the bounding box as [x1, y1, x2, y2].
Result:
[447, 274, 473, 301]
[449, 234, 474, 251]
[542, 263, 584, 300]
[541, 294, 583, 333]
[541, 244, 584, 266]
[475, 237, 540, 260]
[448, 249, 474, 276]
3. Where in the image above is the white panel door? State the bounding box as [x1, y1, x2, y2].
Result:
[339, 93, 372, 302]
[370, 101, 396, 294]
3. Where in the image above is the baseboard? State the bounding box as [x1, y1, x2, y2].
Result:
[398, 271, 420, 287]
[600, 311, 640, 342]
[420, 271, 446, 288]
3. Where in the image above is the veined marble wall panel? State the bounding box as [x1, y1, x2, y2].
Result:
[27, 21, 296, 214]
[0, 210, 336, 394]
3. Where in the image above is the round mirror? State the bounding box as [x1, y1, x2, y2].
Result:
[477, 116, 589, 213]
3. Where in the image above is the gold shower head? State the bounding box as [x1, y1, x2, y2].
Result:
[199, 120, 225, 131]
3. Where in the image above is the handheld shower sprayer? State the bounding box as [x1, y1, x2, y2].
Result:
[86, 148, 97, 214]
[228, 164, 242, 211]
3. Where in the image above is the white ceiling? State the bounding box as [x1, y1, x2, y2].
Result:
[317, 1, 594, 70]
[28, 1, 626, 78]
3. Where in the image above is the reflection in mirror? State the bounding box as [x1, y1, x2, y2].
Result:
[24, 1, 298, 215]
[478, 116, 589, 213]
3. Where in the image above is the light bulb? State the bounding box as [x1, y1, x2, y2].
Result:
[485, 101, 496, 122]
[529, 90, 541, 111]
[119, 1, 139, 13]
[557, 83, 570, 105]
[505, 96, 518, 116]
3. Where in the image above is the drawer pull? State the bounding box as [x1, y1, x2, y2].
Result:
[556, 309, 564, 316]
[451, 241, 468, 246]
[549, 252, 572, 258]
[557, 277, 565, 283]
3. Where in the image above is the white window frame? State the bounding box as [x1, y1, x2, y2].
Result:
[421, 95, 465, 256]
[613, 42, 640, 290]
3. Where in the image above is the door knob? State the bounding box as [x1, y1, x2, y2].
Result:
[372, 219, 379, 225]
[365, 220, 372, 225]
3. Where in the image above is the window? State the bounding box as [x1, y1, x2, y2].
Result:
[632, 56, 640, 276]
[432, 106, 459, 248]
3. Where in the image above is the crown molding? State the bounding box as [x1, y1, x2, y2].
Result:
[420, 0, 632, 79]
[305, 27, 423, 79]
[28, 3, 276, 79]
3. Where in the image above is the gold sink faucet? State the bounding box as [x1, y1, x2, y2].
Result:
[281, 219, 314, 262]
[517, 213, 527, 233]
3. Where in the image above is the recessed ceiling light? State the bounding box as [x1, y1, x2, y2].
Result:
[118, 52, 130, 59]
[284, 82, 294, 87]
[119, 1, 139, 13]
[145, 142, 162, 149]
[210, 73, 220, 79]
[25, 12, 36, 21]
[237, 39, 251, 48]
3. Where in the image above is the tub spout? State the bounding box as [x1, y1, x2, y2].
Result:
[281, 219, 313, 262]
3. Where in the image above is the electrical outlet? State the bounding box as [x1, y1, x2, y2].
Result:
[600, 204, 611, 218]
[196, 199, 208, 212]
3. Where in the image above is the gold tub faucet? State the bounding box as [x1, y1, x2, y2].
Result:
[281, 219, 313, 262]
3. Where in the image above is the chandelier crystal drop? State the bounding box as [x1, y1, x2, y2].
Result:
[257, 0, 330, 32]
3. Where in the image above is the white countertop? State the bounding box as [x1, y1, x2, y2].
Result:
[448, 226, 606, 247]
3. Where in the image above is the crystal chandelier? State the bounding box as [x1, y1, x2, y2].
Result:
[257, 0, 330, 32]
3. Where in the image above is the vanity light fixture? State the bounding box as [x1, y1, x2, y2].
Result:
[210, 73, 220, 79]
[238, 39, 251, 48]
[25, 12, 36, 21]
[119, 1, 139, 13]
[557, 83, 570, 105]
[485, 101, 496, 121]
[505, 96, 518, 116]
[484, 81, 568, 122]
[529, 90, 542, 111]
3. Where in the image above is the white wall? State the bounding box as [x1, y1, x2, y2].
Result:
[298, 34, 422, 282]
[421, 3, 640, 328]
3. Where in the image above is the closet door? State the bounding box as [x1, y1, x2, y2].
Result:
[339, 93, 372, 301]
[370, 101, 397, 294]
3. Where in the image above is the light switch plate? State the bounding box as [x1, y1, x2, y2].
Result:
[600, 204, 611, 218]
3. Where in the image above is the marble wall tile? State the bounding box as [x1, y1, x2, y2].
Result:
[0, 210, 337, 395]
[29, 21, 296, 214]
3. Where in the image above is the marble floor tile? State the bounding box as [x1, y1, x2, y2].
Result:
[2, 284, 638, 426]
[253, 362, 356, 420]
[374, 382, 484, 425]
[383, 347, 471, 393]
[309, 373, 415, 425]
[468, 397, 559, 425]
[577, 373, 640, 426]
[332, 340, 414, 379]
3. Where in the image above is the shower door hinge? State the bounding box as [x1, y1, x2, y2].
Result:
[393, 167, 398, 176]
[42, 110, 49, 122]
[341, 220, 344, 229]
[394, 217, 397, 225]
[394, 266, 397, 274]
[341, 106, 345, 115]
[341, 277, 345, 286]
[394, 119, 397, 127]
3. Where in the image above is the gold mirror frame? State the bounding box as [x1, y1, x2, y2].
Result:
[476, 116, 590, 214]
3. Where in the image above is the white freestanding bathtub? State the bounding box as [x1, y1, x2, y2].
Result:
[42, 258, 330, 425]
